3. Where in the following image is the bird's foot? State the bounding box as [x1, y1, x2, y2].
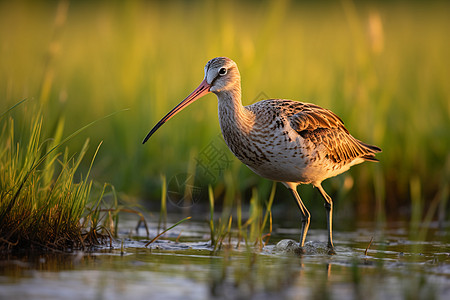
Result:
[274, 240, 335, 255]
[327, 245, 336, 255]
[274, 239, 304, 256]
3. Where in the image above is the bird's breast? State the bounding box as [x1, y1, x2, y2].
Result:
[220, 117, 315, 182]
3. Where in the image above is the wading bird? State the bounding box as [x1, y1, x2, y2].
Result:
[143, 57, 381, 254]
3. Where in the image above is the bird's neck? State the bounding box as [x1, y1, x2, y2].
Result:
[217, 87, 254, 136]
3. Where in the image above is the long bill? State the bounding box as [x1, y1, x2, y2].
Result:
[142, 79, 211, 144]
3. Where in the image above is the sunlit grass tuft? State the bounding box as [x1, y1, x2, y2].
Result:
[0, 112, 85, 250]
[0, 104, 119, 251]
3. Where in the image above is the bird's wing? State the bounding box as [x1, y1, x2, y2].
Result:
[287, 102, 381, 163]
[288, 102, 346, 133]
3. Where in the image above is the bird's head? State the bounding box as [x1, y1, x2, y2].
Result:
[204, 57, 240, 94]
[142, 57, 240, 144]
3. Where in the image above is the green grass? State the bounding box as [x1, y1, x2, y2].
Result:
[0, 0, 448, 228]
[208, 180, 275, 251]
[0, 104, 100, 251]
[0, 101, 155, 251]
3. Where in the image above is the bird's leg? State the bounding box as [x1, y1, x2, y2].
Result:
[286, 185, 310, 249]
[316, 184, 336, 254]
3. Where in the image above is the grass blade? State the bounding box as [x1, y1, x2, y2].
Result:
[0, 99, 27, 120]
[145, 216, 191, 247]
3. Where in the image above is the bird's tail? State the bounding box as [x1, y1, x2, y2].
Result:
[358, 141, 382, 162]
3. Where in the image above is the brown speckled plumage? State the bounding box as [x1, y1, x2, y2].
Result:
[143, 57, 381, 254]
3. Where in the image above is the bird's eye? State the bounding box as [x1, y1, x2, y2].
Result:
[218, 67, 227, 76]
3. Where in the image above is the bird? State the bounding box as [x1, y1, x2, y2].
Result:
[143, 57, 381, 254]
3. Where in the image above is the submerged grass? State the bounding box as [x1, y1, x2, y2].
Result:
[145, 216, 191, 247]
[208, 181, 275, 251]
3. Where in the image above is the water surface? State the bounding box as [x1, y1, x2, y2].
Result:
[1, 218, 448, 300]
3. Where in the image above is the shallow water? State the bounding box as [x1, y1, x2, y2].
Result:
[0, 217, 449, 300]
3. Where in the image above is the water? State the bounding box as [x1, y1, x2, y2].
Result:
[0, 217, 449, 300]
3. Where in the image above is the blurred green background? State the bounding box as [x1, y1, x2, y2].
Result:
[1, 0, 448, 226]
